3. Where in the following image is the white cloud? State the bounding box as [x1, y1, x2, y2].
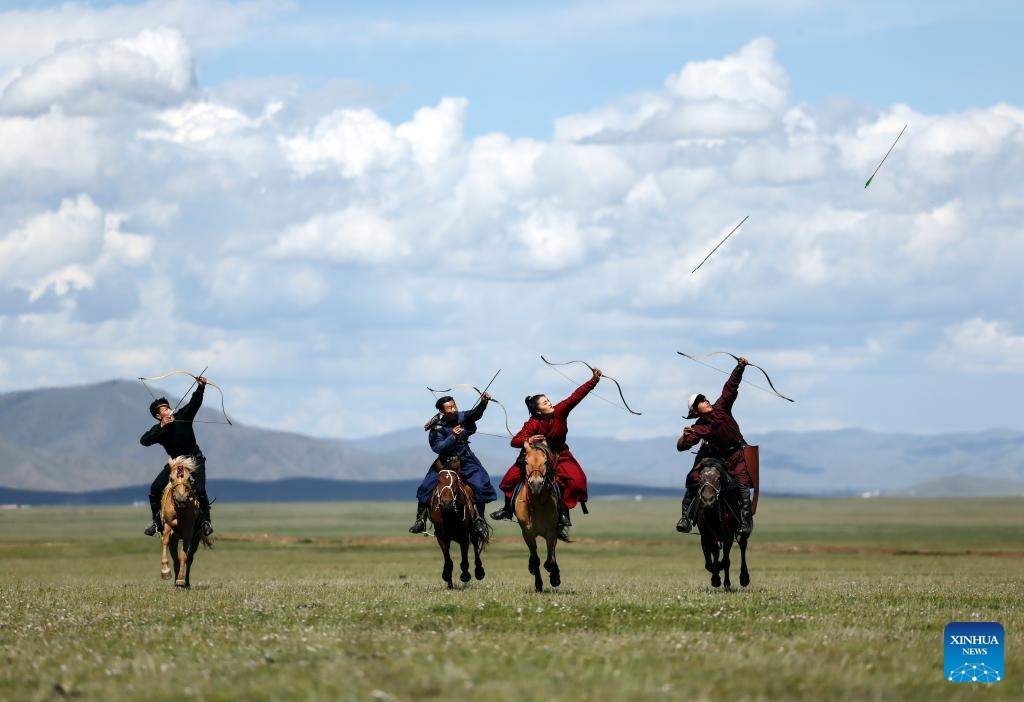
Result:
[0, 27, 195, 115]
[665, 37, 789, 111]
[932, 319, 1024, 373]
[139, 99, 282, 143]
[554, 38, 788, 142]
[512, 205, 613, 270]
[0, 195, 153, 302]
[269, 206, 409, 265]
[0, 0, 286, 70]
[0, 110, 103, 186]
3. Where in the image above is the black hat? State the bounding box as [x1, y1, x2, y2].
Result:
[149, 397, 170, 418]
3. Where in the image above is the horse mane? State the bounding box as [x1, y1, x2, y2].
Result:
[169, 455, 198, 472]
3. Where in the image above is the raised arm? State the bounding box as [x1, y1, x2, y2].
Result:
[554, 370, 601, 416]
[716, 360, 746, 413]
[464, 394, 490, 424]
[175, 382, 207, 422]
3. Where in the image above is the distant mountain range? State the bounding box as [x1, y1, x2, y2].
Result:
[1, 380, 1022, 502]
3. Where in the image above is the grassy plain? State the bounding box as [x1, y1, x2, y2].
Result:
[1, 498, 1021, 701]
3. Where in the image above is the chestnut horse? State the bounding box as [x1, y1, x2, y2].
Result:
[428, 457, 490, 589]
[692, 458, 749, 590]
[159, 456, 212, 588]
[514, 438, 561, 592]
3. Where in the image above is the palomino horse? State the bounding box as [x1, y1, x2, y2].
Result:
[693, 458, 750, 590]
[428, 457, 490, 589]
[159, 456, 212, 588]
[514, 438, 561, 592]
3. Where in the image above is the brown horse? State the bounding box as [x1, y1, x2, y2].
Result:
[693, 458, 750, 590]
[428, 457, 490, 589]
[514, 438, 561, 592]
[159, 456, 212, 588]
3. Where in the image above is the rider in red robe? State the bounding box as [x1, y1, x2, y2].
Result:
[676, 358, 753, 535]
[489, 368, 601, 539]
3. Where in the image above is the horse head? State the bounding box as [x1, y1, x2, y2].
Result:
[697, 458, 725, 508]
[523, 439, 554, 495]
[435, 457, 464, 514]
[168, 456, 198, 507]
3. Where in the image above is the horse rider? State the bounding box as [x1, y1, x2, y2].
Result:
[140, 377, 214, 537]
[676, 357, 753, 536]
[410, 393, 497, 538]
[491, 368, 602, 540]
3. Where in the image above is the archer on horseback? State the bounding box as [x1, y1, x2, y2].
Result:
[676, 357, 753, 536]
[409, 393, 497, 538]
[140, 377, 214, 538]
[491, 367, 602, 541]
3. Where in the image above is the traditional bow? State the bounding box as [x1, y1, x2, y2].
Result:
[138, 370, 234, 425]
[676, 351, 794, 403]
[426, 382, 514, 438]
[540, 355, 642, 415]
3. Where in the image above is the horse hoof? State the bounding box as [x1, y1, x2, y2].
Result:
[174, 581, 188, 588]
[740, 573, 750, 588]
[711, 576, 721, 588]
[161, 571, 172, 580]
[446, 581, 454, 590]
[550, 573, 561, 588]
[460, 572, 471, 583]
[475, 567, 485, 580]
[534, 582, 543, 593]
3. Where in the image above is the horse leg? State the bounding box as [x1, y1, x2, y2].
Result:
[739, 535, 750, 588]
[702, 534, 722, 588]
[472, 535, 486, 581]
[525, 534, 543, 592]
[722, 538, 733, 591]
[459, 536, 471, 584]
[436, 535, 454, 589]
[542, 532, 560, 588]
[175, 527, 190, 588]
[160, 524, 172, 580]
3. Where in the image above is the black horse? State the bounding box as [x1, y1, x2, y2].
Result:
[692, 458, 750, 590]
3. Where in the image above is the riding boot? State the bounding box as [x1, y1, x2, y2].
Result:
[409, 504, 429, 534]
[559, 503, 572, 528]
[472, 503, 489, 539]
[489, 495, 513, 521]
[737, 487, 753, 536]
[676, 486, 697, 533]
[198, 490, 214, 537]
[144, 492, 162, 536]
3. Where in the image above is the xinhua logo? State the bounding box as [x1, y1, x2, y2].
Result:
[945, 622, 1003, 683]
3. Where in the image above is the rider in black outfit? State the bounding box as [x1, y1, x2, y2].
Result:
[140, 377, 214, 537]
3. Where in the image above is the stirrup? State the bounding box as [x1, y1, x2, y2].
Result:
[144, 521, 160, 537]
[201, 521, 214, 537]
[489, 506, 511, 521]
[408, 518, 427, 534]
[676, 516, 692, 533]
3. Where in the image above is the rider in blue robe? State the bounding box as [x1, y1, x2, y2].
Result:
[409, 394, 497, 537]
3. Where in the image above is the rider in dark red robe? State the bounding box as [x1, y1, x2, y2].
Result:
[676, 358, 753, 535]
[490, 369, 601, 539]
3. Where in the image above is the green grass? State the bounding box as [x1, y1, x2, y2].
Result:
[1, 498, 1022, 701]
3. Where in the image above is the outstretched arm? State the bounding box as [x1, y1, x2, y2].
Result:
[554, 368, 601, 415]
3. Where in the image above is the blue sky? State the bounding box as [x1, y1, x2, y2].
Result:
[0, 1, 1022, 441]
